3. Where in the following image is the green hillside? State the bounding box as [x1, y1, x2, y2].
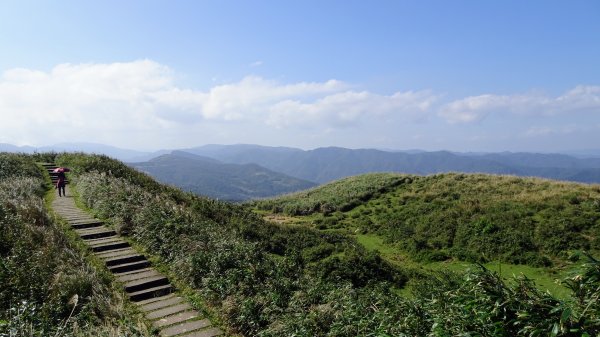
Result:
[253, 172, 600, 266]
[4, 153, 600, 336]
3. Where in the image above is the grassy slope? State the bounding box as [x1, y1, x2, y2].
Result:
[0, 153, 149, 336]
[355, 234, 572, 298]
[253, 172, 600, 298]
[254, 173, 600, 265]
[49, 154, 600, 336]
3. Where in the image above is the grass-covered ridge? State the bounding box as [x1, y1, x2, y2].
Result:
[254, 172, 600, 267]
[0, 153, 149, 336]
[253, 173, 410, 215]
[35, 153, 600, 335]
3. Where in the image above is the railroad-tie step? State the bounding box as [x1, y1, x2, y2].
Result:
[60, 211, 91, 215]
[104, 254, 146, 267]
[129, 284, 173, 302]
[153, 311, 198, 329]
[146, 303, 191, 320]
[109, 260, 151, 274]
[136, 293, 176, 306]
[62, 215, 90, 219]
[87, 236, 125, 246]
[64, 215, 95, 220]
[79, 229, 116, 240]
[140, 296, 184, 312]
[91, 241, 130, 252]
[69, 220, 103, 226]
[125, 275, 170, 293]
[71, 221, 104, 230]
[173, 327, 222, 337]
[95, 247, 137, 259]
[115, 267, 155, 277]
[117, 269, 161, 283]
[163, 324, 221, 337]
[65, 218, 94, 222]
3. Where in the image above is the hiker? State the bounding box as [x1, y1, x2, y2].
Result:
[56, 170, 66, 197]
[53, 167, 70, 197]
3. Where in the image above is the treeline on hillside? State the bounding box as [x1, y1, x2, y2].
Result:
[0, 153, 149, 336]
[54, 153, 600, 336]
[254, 172, 600, 267]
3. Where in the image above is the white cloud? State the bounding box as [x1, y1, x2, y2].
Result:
[1, 59, 597, 151]
[266, 90, 436, 128]
[439, 86, 600, 123]
[0, 60, 177, 147]
[197, 76, 347, 121]
[0, 60, 437, 148]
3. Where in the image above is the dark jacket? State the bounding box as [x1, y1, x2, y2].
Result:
[56, 171, 66, 187]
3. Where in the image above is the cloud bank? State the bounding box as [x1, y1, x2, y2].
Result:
[1, 60, 599, 150]
[439, 86, 600, 123]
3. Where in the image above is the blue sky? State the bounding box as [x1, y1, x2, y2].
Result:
[1, 1, 599, 152]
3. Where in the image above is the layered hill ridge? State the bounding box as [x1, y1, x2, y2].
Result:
[130, 151, 317, 201]
[186, 144, 600, 184]
[5, 142, 600, 184]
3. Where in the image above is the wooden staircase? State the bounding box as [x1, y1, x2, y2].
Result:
[44, 163, 223, 337]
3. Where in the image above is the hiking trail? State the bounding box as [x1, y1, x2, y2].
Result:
[43, 163, 224, 337]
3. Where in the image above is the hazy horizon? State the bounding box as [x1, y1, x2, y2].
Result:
[4, 141, 600, 158]
[1, 1, 599, 153]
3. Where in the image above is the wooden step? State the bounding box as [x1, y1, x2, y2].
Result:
[114, 267, 155, 277]
[153, 311, 198, 329]
[175, 327, 222, 337]
[129, 284, 173, 302]
[109, 260, 151, 274]
[140, 296, 184, 312]
[160, 319, 217, 337]
[95, 247, 137, 259]
[118, 270, 162, 283]
[125, 275, 170, 293]
[137, 293, 176, 306]
[104, 254, 146, 267]
[71, 221, 104, 229]
[91, 241, 130, 252]
[79, 229, 116, 240]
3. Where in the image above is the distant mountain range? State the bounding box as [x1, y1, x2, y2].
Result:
[3, 142, 600, 187]
[183, 145, 600, 184]
[130, 151, 316, 201]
